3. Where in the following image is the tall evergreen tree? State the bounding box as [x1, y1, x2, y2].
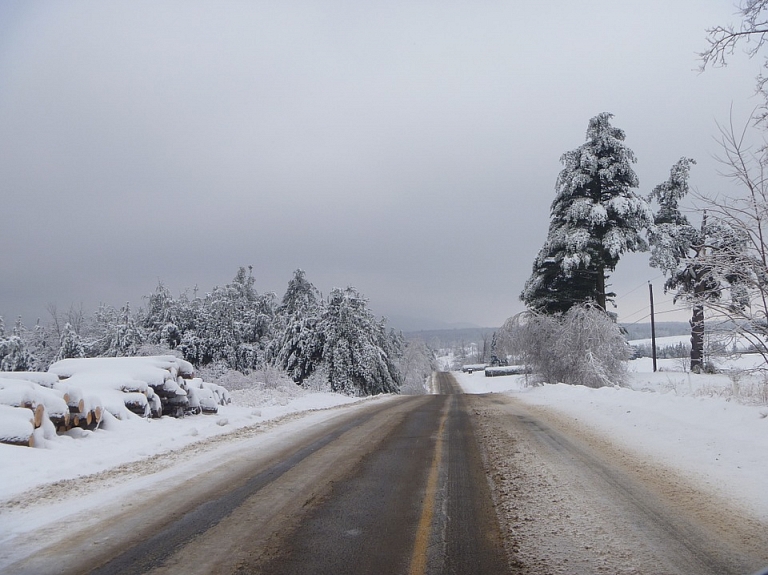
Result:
[95, 302, 144, 357]
[0, 317, 34, 371]
[522, 113, 653, 313]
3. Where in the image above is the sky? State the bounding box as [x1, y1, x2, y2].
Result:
[0, 1, 764, 331]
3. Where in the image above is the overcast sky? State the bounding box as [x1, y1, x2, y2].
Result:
[0, 1, 762, 331]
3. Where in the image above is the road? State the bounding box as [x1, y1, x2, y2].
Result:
[6, 372, 768, 575]
[469, 391, 768, 575]
[8, 373, 508, 575]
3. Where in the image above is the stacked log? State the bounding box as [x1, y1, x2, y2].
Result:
[1, 356, 231, 446]
[48, 357, 186, 421]
[484, 365, 531, 377]
[0, 378, 72, 435]
[186, 378, 230, 415]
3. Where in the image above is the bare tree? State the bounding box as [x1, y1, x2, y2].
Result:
[701, 1, 768, 122]
[693, 114, 768, 365]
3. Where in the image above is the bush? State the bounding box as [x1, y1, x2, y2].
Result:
[510, 304, 631, 388]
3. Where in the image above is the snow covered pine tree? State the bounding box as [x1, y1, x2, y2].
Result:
[648, 158, 747, 372]
[318, 287, 401, 395]
[522, 112, 653, 313]
[268, 269, 325, 384]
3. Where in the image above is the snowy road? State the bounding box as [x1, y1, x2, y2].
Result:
[3, 373, 507, 575]
[471, 392, 768, 574]
[3, 372, 767, 574]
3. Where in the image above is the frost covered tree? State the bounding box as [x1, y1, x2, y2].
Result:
[269, 269, 325, 384]
[0, 317, 34, 371]
[170, 267, 275, 370]
[142, 282, 182, 349]
[648, 158, 747, 372]
[94, 302, 144, 357]
[396, 337, 437, 394]
[29, 319, 56, 370]
[55, 321, 86, 361]
[701, 1, 768, 123]
[318, 287, 401, 395]
[522, 113, 653, 313]
[686, 117, 768, 366]
[508, 304, 631, 388]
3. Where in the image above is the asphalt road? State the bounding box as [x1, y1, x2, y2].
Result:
[15, 372, 509, 575]
[10, 372, 767, 575]
[254, 372, 507, 575]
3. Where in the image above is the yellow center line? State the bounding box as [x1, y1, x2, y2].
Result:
[408, 396, 451, 575]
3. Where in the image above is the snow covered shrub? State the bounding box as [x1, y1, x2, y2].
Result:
[397, 338, 437, 395]
[512, 304, 631, 388]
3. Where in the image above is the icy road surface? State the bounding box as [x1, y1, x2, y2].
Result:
[1, 372, 767, 574]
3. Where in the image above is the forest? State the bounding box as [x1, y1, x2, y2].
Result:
[0, 268, 437, 398]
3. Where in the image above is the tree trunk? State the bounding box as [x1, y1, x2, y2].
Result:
[595, 267, 606, 310]
[690, 304, 704, 373]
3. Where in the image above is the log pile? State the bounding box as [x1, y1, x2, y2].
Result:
[484, 365, 531, 377]
[0, 356, 230, 447]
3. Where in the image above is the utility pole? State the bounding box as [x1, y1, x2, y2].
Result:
[649, 282, 657, 372]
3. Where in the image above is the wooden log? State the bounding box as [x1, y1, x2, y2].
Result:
[0, 435, 34, 447]
[72, 410, 93, 429]
[0, 405, 35, 447]
[68, 398, 85, 415]
[33, 404, 45, 428]
[83, 410, 100, 431]
[50, 411, 70, 430]
[124, 400, 148, 417]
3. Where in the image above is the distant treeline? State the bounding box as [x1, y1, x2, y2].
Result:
[620, 322, 690, 341]
[403, 327, 500, 351]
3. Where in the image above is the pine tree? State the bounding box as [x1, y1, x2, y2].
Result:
[269, 269, 324, 384]
[56, 321, 86, 361]
[96, 303, 143, 357]
[318, 287, 402, 395]
[0, 317, 34, 371]
[522, 113, 653, 313]
[173, 267, 275, 370]
[143, 282, 182, 348]
[30, 319, 56, 370]
[648, 158, 747, 371]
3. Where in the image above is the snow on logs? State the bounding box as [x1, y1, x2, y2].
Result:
[0, 356, 230, 446]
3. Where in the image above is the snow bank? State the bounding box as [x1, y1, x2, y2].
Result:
[453, 367, 768, 521]
[0, 374, 374, 502]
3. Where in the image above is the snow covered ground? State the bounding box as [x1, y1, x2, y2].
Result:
[455, 356, 768, 523]
[0, 389, 370, 502]
[1, 353, 767, 570]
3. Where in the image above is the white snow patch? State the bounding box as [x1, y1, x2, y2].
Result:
[453, 358, 768, 522]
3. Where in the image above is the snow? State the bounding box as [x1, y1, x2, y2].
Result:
[1, 352, 767, 566]
[0, 385, 369, 502]
[454, 357, 768, 522]
[0, 405, 34, 444]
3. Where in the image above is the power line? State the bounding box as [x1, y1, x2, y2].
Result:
[615, 275, 664, 301]
[622, 307, 687, 327]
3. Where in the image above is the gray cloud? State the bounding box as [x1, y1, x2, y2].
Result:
[0, 0, 761, 329]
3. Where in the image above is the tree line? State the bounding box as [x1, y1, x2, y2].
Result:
[0, 268, 436, 396]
